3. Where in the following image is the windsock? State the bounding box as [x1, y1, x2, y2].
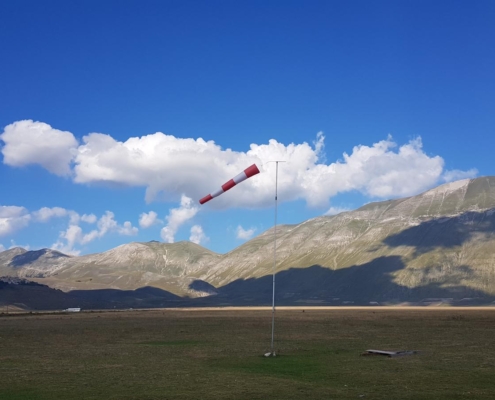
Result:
[199, 164, 260, 204]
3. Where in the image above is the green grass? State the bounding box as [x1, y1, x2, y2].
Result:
[140, 340, 201, 346]
[1, 309, 495, 399]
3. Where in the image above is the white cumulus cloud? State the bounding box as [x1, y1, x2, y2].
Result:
[53, 225, 84, 255]
[302, 137, 444, 204]
[119, 221, 139, 236]
[442, 168, 478, 182]
[324, 206, 351, 216]
[161, 195, 198, 243]
[0, 244, 5, 252]
[139, 211, 161, 228]
[81, 213, 97, 224]
[33, 207, 100, 227]
[0, 202, 139, 254]
[33, 207, 69, 222]
[236, 225, 256, 240]
[52, 211, 138, 255]
[0, 206, 31, 237]
[189, 225, 209, 245]
[2, 120, 477, 209]
[93, 211, 138, 237]
[1, 120, 78, 176]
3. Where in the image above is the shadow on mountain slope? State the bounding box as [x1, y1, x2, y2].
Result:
[191, 256, 494, 306]
[188, 279, 218, 294]
[383, 209, 495, 254]
[10, 249, 70, 267]
[0, 281, 184, 310]
[68, 286, 183, 308]
[0, 279, 73, 310]
[3, 256, 494, 311]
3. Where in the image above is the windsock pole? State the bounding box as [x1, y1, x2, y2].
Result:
[267, 160, 285, 357]
[199, 161, 284, 357]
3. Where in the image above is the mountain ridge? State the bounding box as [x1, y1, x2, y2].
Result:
[1, 176, 495, 304]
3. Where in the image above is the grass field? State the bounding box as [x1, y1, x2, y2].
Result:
[1, 308, 495, 399]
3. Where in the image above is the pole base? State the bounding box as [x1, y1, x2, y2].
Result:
[264, 351, 277, 357]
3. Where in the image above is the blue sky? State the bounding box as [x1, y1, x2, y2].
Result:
[0, 0, 493, 255]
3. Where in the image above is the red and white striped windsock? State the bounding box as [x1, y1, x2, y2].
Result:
[199, 164, 260, 204]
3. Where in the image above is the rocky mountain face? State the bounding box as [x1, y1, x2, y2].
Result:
[1, 176, 495, 306]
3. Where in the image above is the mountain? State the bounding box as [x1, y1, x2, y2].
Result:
[198, 177, 495, 294]
[1, 176, 495, 306]
[0, 241, 220, 297]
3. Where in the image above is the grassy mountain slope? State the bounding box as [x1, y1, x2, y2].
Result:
[1, 177, 495, 302]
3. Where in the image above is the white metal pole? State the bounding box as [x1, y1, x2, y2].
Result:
[270, 161, 279, 355]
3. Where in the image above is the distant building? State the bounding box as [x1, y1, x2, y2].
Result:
[65, 308, 81, 312]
